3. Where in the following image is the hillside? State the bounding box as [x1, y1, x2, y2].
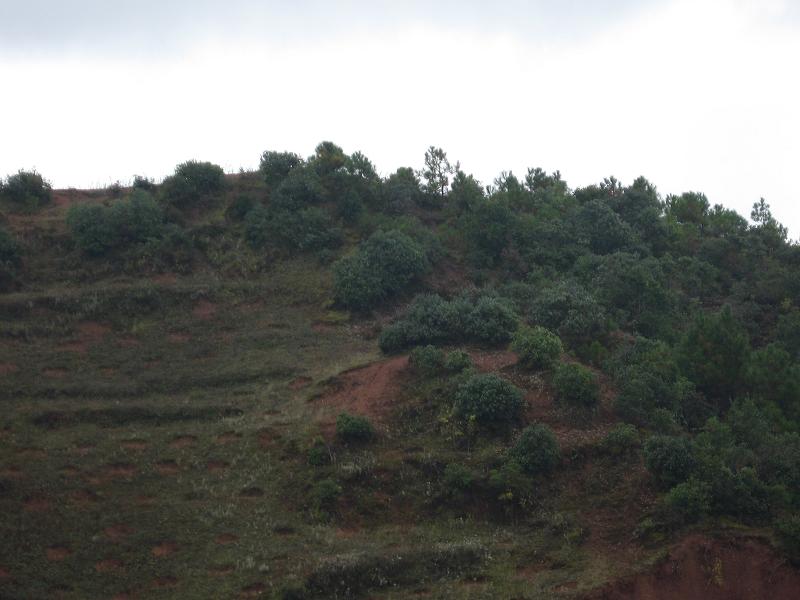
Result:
[1, 144, 800, 599]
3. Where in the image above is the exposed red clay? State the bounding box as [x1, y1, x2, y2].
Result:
[192, 300, 217, 320]
[0, 363, 19, 375]
[586, 535, 800, 600]
[289, 376, 312, 390]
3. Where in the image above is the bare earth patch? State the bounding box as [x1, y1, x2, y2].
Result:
[215, 533, 239, 545]
[289, 376, 312, 390]
[192, 300, 217, 320]
[169, 435, 197, 449]
[155, 460, 180, 476]
[45, 546, 72, 561]
[23, 496, 52, 512]
[95, 559, 124, 573]
[104, 524, 135, 541]
[152, 576, 179, 589]
[240, 582, 267, 598]
[0, 363, 19, 375]
[209, 564, 236, 577]
[151, 541, 178, 558]
[121, 439, 148, 451]
[215, 431, 241, 445]
[104, 463, 137, 479]
[207, 460, 229, 474]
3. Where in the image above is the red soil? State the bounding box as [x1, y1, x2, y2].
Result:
[45, 546, 72, 561]
[215, 533, 239, 545]
[104, 524, 135, 541]
[155, 460, 180, 476]
[192, 300, 217, 320]
[167, 332, 191, 343]
[0, 363, 19, 376]
[207, 460, 229, 474]
[151, 541, 178, 557]
[209, 564, 236, 577]
[289, 376, 312, 390]
[95, 559, 124, 573]
[169, 435, 197, 449]
[121, 439, 148, 451]
[23, 496, 51, 512]
[587, 535, 800, 600]
[215, 431, 241, 445]
[314, 355, 410, 423]
[240, 582, 267, 598]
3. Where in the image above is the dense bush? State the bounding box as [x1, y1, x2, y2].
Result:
[530, 280, 610, 349]
[552, 363, 600, 408]
[643, 435, 695, 489]
[0, 170, 51, 209]
[442, 463, 475, 494]
[132, 175, 156, 192]
[379, 293, 519, 353]
[508, 424, 561, 475]
[599, 423, 639, 456]
[410, 345, 445, 376]
[464, 297, 519, 345]
[453, 374, 524, 429]
[336, 413, 375, 443]
[160, 160, 226, 208]
[776, 516, 800, 562]
[225, 195, 256, 221]
[67, 192, 165, 255]
[511, 326, 563, 370]
[312, 478, 342, 513]
[662, 479, 711, 524]
[333, 230, 429, 311]
[444, 350, 472, 373]
[260, 150, 302, 189]
[245, 204, 341, 253]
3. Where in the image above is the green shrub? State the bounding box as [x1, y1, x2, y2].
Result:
[464, 297, 519, 345]
[333, 230, 429, 311]
[67, 192, 165, 256]
[307, 442, 331, 466]
[132, 175, 155, 191]
[260, 150, 302, 189]
[508, 424, 561, 475]
[644, 435, 695, 489]
[336, 413, 375, 443]
[410, 345, 445, 376]
[66, 204, 116, 255]
[776, 516, 800, 562]
[0, 170, 51, 209]
[132, 224, 194, 273]
[599, 423, 639, 456]
[442, 463, 474, 494]
[160, 160, 226, 208]
[663, 479, 711, 524]
[244, 204, 341, 253]
[444, 350, 472, 373]
[511, 326, 563, 370]
[378, 293, 519, 353]
[312, 478, 342, 513]
[226, 195, 256, 221]
[552, 363, 600, 408]
[454, 374, 524, 429]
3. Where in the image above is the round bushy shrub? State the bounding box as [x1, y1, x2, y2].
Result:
[663, 479, 711, 524]
[333, 230, 429, 312]
[336, 413, 375, 443]
[464, 297, 519, 345]
[599, 423, 639, 456]
[454, 374, 524, 429]
[410, 345, 445, 376]
[552, 363, 600, 408]
[442, 463, 474, 494]
[511, 326, 563, 370]
[160, 160, 226, 208]
[444, 350, 472, 372]
[0, 170, 51, 209]
[643, 435, 695, 488]
[509, 424, 561, 475]
[312, 478, 342, 513]
[67, 204, 116, 255]
[226, 195, 256, 221]
[260, 150, 302, 189]
[132, 174, 156, 192]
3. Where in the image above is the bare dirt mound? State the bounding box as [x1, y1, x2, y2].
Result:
[314, 355, 409, 423]
[587, 534, 800, 600]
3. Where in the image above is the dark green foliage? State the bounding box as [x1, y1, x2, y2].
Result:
[378, 293, 519, 353]
[552, 363, 599, 409]
[336, 413, 375, 443]
[462, 200, 514, 266]
[530, 280, 609, 349]
[0, 170, 51, 209]
[511, 326, 563, 370]
[464, 296, 519, 345]
[409, 345, 445, 376]
[508, 424, 561, 475]
[132, 223, 194, 273]
[160, 160, 226, 208]
[644, 435, 695, 489]
[333, 230, 429, 311]
[599, 423, 639, 456]
[226, 195, 256, 221]
[747, 343, 800, 418]
[307, 442, 331, 466]
[383, 167, 424, 214]
[312, 478, 342, 513]
[442, 463, 474, 494]
[132, 175, 155, 191]
[260, 150, 302, 189]
[453, 373, 524, 429]
[662, 479, 711, 524]
[573, 199, 634, 254]
[67, 192, 165, 256]
[776, 516, 800, 562]
[777, 310, 800, 360]
[678, 306, 751, 405]
[443, 350, 472, 372]
[449, 170, 484, 212]
[244, 204, 341, 253]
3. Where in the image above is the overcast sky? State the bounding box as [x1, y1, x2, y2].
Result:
[1, 0, 798, 236]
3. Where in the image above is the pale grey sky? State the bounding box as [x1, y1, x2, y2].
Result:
[1, 0, 798, 236]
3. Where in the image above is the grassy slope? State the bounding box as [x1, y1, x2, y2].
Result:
[0, 182, 746, 599]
